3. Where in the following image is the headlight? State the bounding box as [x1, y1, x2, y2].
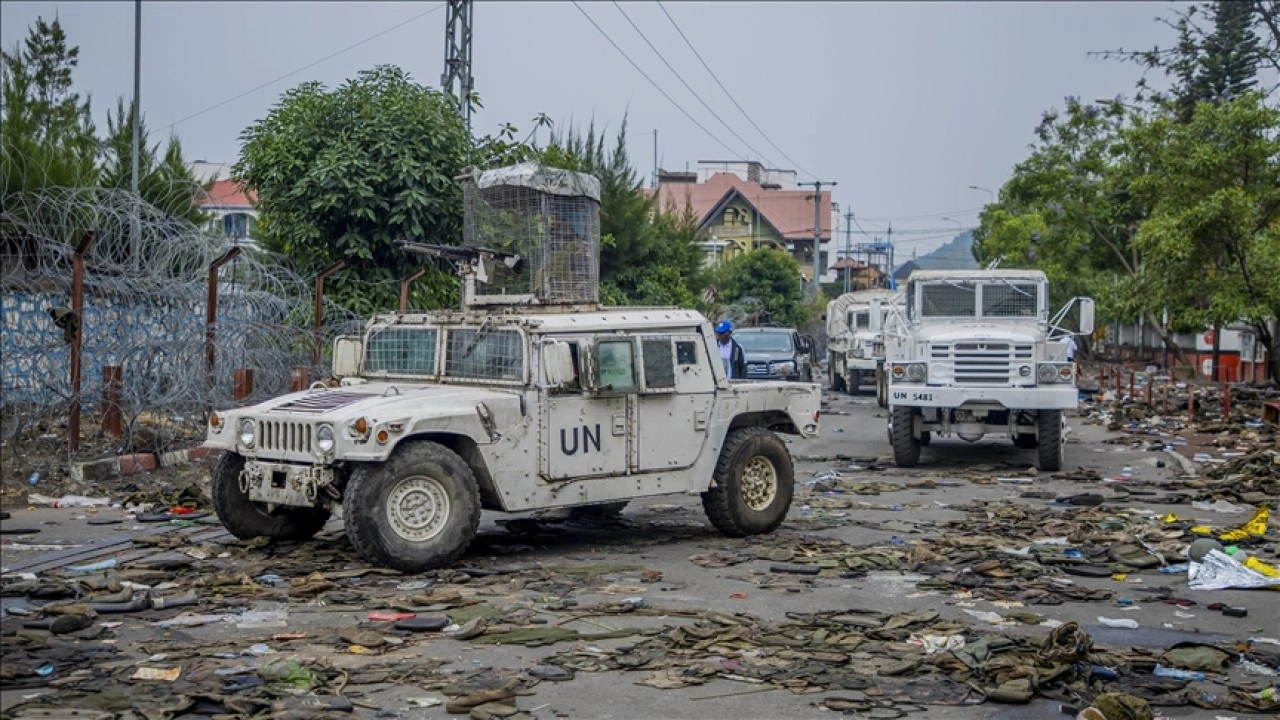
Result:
[238, 418, 256, 447]
[773, 362, 796, 375]
[906, 363, 926, 382]
[316, 424, 335, 453]
[1037, 364, 1058, 383]
[1019, 365, 1032, 377]
[210, 412, 224, 434]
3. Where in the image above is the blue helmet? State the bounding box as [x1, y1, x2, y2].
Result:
[715, 320, 733, 334]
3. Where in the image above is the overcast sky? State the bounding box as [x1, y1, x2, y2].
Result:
[2, 1, 1192, 256]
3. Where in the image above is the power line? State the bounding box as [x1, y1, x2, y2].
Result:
[159, 3, 446, 134]
[655, 0, 816, 180]
[610, 2, 773, 167]
[570, 1, 744, 159]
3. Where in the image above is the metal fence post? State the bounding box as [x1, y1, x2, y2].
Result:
[312, 261, 346, 370]
[205, 247, 242, 417]
[233, 368, 254, 404]
[69, 231, 97, 452]
[290, 367, 309, 392]
[399, 268, 427, 312]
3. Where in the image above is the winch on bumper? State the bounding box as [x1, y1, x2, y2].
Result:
[241, 461, 337, 508]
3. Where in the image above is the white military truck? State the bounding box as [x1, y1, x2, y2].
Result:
[882, 269, 1093, 471]
[204, 164, 820, 573]
[824, 289, 901, 402]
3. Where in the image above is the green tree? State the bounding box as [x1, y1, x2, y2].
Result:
[234, 65, 476, 314]
[1127, 93, 1280, 382]
[716, 248, 808, 327]
[0, 15, 98, 194]
[99, 98, 205, 223]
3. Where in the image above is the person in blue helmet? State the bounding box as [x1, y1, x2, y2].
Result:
[714, 320, 747, 380]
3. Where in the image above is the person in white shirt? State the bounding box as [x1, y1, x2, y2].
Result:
[1059, 334, 1078, 363]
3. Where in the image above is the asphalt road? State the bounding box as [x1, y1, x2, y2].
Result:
[1, 387, 1276, 719]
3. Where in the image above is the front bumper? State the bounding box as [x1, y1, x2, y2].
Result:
[887, 384, 1078, 409]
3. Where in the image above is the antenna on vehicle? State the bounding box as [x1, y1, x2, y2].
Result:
[985, 256, 1003, 270]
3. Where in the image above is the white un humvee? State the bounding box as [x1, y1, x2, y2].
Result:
[205, 163, 820, 572]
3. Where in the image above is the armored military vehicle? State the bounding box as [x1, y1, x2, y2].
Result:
[206, 163, 821, 572]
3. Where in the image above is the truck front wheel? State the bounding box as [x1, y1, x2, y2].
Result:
[847, 370, 861, 395]
[702, 428, 794, 537]
[876, 367, 888, 408]
[212, 452, 331, 542]
[343, 441, 481, 573]
[889, 406, 921, 467]
[1037, 410, 1064, 471]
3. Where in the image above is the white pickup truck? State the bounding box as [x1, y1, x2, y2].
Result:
[882, 269, 1093, 471]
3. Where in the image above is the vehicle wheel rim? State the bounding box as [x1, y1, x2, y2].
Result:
[741, 456, 778, 511]
[386, 476, 451, 542]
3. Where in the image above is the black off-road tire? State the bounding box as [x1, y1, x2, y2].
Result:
[847, 370, 861, 396]
[211, 452, 331, 541]
[876, 367, 888, 408]
[702, 428, 794, 537]
[829, 355, 846, 392]
[889, 406, 921, 467]
[1037, 410, 1064, 472]
[343, 441, 480, 573]
[569, 501, 629, 520]
[919, 431, 932, 447]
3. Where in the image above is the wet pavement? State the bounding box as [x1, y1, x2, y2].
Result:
[1, 388, 1277, 719]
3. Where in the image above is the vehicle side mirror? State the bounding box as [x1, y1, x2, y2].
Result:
[869, 299, 883, 331]
[1078, 298, 1095, 335]
[543, 340, 576, 388]
[332, 336, 363, 378]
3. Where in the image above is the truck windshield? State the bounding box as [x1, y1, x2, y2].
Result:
[851, 311, 871, 329]
[735, 332, 794, 353]
[919, 280, 1041, 318]
[365, 327, 438, 375]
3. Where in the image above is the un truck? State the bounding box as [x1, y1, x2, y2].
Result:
[824, 289, 901, 401]
[882, 269, 1093, 471]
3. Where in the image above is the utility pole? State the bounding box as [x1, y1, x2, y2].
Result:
[798, 180, 835, 295]
[652, 129, 658, 189]
[442, 0, 474, 130]
[843, 210, 853, 294]
[886, 223, 895, 290]
[131, 0, 141, 197]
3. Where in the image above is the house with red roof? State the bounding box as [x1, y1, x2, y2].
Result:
[189, 161, 259, 246]
[650, 162, 833, 282]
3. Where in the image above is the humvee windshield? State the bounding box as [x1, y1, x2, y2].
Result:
[365, 327, 438, 375]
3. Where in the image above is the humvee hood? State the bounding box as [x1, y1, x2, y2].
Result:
[260, 383, 518, 422]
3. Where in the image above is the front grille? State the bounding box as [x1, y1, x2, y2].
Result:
[746, 362, 770, 378]
[258, 420, 313, 454]
[930, 343, 1034, 385]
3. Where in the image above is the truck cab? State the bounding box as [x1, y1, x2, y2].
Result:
[882, 269, 1093, 471]
[824, 290, 901, 399]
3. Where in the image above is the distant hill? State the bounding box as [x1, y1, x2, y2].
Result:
[895, 231, 978, 278]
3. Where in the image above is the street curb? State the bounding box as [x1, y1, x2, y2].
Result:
[71, 446, 223, 484]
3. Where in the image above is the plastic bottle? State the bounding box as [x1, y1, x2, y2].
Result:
[1153, 665, 1205, 681]
[1097, 617, 1139, 629]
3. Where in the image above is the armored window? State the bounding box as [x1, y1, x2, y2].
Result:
[641, 338, 676, 391]
[921, 282, 977, 317]
[594, 339, 638, 392]
[445, 328, 524, 380]
[981, 282, 1039, 317]
[676, 341, 698, 366]
[853, 311, 871, 329]
[364, 327, 437, 375]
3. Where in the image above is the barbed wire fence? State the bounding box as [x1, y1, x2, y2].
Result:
[0, 186, 364, 461]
